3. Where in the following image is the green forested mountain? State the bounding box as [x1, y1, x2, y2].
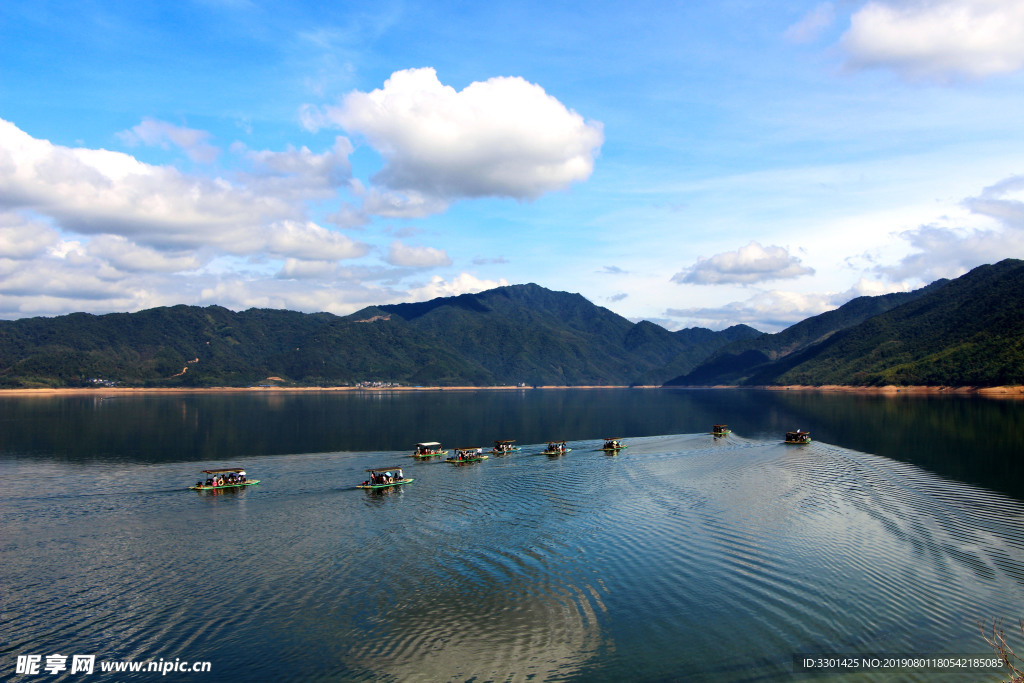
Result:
[372, 284, 761, 386]
[667, 259, 1024, 387]
[8, 260, 1020, 391]
[0, 284, 758, 388]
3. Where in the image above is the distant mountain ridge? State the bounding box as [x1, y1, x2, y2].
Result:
[667, 258, 1024, 387]
[0, 283, 759, 388]
[5, 261, 1021, 390]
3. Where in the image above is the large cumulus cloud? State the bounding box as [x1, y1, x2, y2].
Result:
[0, 115, 526, 319]
[0, 118, 368, 261]
[841, 0, 1024, 80]
[303, 68, 604, 214]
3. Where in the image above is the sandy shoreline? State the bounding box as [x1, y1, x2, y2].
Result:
[0, 385, 651, 396]
[0, 384, 1021, 397]
[760, 384, 1024, 397]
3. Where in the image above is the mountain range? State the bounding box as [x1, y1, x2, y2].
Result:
[666, 258, 1024, 387]
[0, 283, 760, 388]
[2, 259, 1022, 389]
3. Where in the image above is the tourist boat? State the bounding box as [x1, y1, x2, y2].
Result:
[491, 439, 521, 455]
[785, 430, 812, 444]
[446, 447, 488, 464]
[357, 466, 413, 489]
[412, 441, 448, 458]
[712, 424, 731, 436]
[600, 438, 626, 451]
[190, 468, 260, 491]
[542, 441, 571, 455]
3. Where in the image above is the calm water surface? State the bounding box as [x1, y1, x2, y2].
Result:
[2, 389, 1024, 681]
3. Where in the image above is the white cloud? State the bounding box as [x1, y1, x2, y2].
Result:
[266, 220, 370, 261]
[118, 117, 220, 163]
[785, 2, 837, 44]
[0, 119, 384, 317]
[0, 212, 60, 259]
[0, 119, 370, 258]
[406, 273, 509, 301]
[841, 0, 1024, 80]
[672, 241, 815, 285]
[671, 290, 835, 329]
[305, 67, 604, 201]
[385, 241, 452, 268]
[0, 118, 294, 250]
[0, 253, 137, 302]
[665, 292, 821, 332]
[277, 258, 339, 279]
[325, 203, 369, 229]
[362, 187, 449, 219]
[86, 235, 203, 273]
[665, 279, 908, 332]
[600, 265, 629, 275]
[240, 136, 354, 201]
[967, 174, 1024, 229]
[876, 174, 1024, 281]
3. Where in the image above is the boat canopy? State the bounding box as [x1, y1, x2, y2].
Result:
[602, 437, 622, 441]
[494, 439, 515, 444]
[201, 468, 247, 474]
[416, 442, 441, 447]
[365, 466, 406, 473]
[455, 447, 481, 452]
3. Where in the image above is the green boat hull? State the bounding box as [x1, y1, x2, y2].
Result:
[412, 451, 448, 458]
[542, 448, 572, 455]
[357, 478, 414, 489]
[190, 480, 261, 491]
[446, 456, 488, 463]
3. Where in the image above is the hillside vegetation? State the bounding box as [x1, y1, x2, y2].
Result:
[6, 260, 1021, 390]
[0, 284, 759, 388]
[667, 259, 1024, 387]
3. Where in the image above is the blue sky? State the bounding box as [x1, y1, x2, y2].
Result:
[2, 1, 1024, 331]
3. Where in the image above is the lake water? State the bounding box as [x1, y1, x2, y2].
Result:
[2, 388, 1024, 681]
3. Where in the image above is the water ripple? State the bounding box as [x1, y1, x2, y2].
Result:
[5, 434, 1024, 681]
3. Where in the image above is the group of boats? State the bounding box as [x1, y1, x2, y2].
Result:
[712, 424, 812, 445]
[189, 428, 812, 493]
